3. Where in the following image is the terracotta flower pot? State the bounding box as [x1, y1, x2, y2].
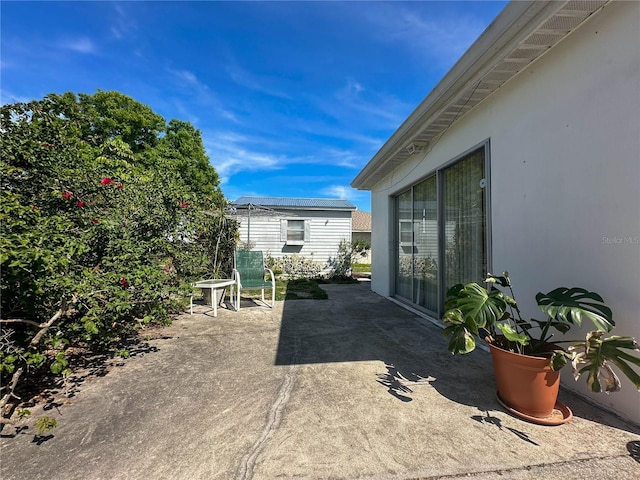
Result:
[488, 342, 560, 418]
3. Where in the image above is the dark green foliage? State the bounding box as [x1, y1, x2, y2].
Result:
[442, 272, 640, 393]
[0, 91, 237, 412]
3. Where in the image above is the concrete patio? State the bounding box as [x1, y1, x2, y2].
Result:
[1, 283, 639, 479]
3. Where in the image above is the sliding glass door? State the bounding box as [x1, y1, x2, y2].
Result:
[396, 190, 413, 300]
[443, 148, 487, 290]
[413, 176, 438, 312]
[395, 143, 488, 316]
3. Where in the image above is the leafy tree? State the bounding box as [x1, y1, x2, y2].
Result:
[77, 90, 166, 152]
[0, 91, 238, 426]
[157, 119, 220, 198]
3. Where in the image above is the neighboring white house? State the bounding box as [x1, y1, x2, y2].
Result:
[232, 196, 356, 264]
[352, 1, 640, 424]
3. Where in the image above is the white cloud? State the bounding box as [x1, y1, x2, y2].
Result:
[320, 148, 362, 169]
[169, 69, 200, 86]
[165, 68, 241, 124]
[203, 131, 285, 183]
[218, 108, 239, 123]
[201, 123, 379, 188]
[361, 4, 493, 67]
[0, 89, 32, 105]
[166, 68, 209, 91]
[58, 37, 96, 54]
[202, 128, 369, 186]
[321, 185, 359, 201]
[225, 60, 292, 100]
[308, 80, 410, 133]
[110, 3, 137, 40]
[171, 100, 200, 126]
[343, 78, 364, 97]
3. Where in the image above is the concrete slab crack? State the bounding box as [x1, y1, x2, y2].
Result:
[235, 341, 299, 480]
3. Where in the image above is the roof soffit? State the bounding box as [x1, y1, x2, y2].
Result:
[351, 0, 609, 190]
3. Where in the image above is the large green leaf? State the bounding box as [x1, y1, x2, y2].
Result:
[443, 282, 515, 354]
[453, 283, 510, 330]
[495, 323, 529, 346]
[568, 332, 640, 393]
[536, 287, 614, 332]
[443, 308, 478, 354]
[443, 324, 476, 355]
[443, 307, 464, 325]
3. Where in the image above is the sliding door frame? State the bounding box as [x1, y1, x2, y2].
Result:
[393, 139, 492, 318]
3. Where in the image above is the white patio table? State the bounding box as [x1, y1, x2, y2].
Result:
[190, 279, 238, 317]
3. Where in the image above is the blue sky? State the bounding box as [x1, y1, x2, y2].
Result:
[1, 1, 507, 212]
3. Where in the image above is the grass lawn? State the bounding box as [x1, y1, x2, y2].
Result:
[352, 263, 371, 273]
[277, 278, 329, 300]
[242, 278, 329, 301]
[241, 275, 366, 302]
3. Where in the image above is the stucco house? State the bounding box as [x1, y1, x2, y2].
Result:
[352, 0, 639, 424]
[232, 196, 356, 264]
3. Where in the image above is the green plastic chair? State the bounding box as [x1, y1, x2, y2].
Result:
[232, 250, 276, 309]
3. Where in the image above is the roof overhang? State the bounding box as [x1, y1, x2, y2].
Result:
[351, 0, 609, 191]
[234, 206, 355, 212]
[232, 196, 357, 212]
[232, 203, 356, 213]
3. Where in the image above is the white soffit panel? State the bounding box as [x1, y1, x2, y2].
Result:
[352, 0, 609, 190]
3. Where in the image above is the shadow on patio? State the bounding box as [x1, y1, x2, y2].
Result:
[272, 282, 640, 437]
[275, 283, 499, 409]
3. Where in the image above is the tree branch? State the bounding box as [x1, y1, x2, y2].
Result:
[0, 367, 24, 412]
[1, 296, 75, 419]
[29, 299, 69, 347]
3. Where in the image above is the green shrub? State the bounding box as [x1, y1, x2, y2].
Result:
[0, 91, 237, 419]
[326, 239, 371, 279]
[266, 253, 323, 280]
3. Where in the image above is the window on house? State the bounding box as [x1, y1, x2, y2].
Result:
[394, 142, 489, 316]
[281, 219, 309, 245]
[287, 220, 305, 241]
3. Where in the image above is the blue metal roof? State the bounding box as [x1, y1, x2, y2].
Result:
[233, 196, 356, 211]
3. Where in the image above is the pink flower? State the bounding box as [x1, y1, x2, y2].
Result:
[120, 277, 129, 289]
[92, 218, 100, 224]
[62, 191, 73, 199]
[180, 202, 190, 208]
[31, 205, 38, 211]
[76, 201, 85, 208]
[100, 177, 113, 186]
[117, 183, 123, 190]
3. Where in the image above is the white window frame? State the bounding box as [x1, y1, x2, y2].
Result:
[393, 139, 491, 316]
[281, 219, 310, 245]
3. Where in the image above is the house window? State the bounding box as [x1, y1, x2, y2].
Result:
[394, 142, 489, 315]
[287, 220, 305, 241]
[281, 219, 309, 245]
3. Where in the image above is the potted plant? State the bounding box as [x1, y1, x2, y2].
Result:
[443, 271, 640, 425]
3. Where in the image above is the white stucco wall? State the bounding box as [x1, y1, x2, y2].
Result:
[369, 1, 640, 423]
